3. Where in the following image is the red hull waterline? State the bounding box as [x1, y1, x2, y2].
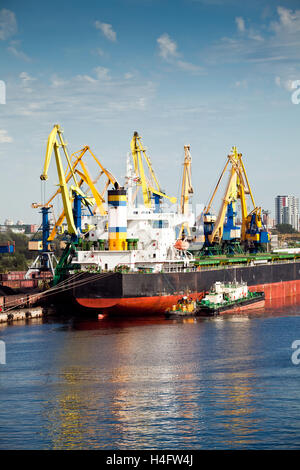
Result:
[219, 299, 265, 314]
[75, 279, 300, 315]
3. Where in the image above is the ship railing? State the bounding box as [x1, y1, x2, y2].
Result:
[162, 266, 198, 273]
[187, 257, 300, 273]
[118, 257, 300, 274]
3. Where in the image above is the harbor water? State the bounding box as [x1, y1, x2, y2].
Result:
[1, 301, 300, 450]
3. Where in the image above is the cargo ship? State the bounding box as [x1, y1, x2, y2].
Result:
[38, 127, 300, 316]
[53, 181, 300, 316]
[56, 254, 300, 315]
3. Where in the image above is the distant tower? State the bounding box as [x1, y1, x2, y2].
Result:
[275, 195, 299, 231]
[262, 210, 270, 228]
[4, 218, 13, 226]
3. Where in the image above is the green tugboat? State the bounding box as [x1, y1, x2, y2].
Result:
[197, 281, 265, 316]
[165, 281, 265, 318]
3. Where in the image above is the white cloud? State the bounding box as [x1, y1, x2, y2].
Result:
[235, 17, 245, 33]
[0, 9, 17, 40]
[206, 5, 300, 72]
[234, 79, 248, 88]
[0, 129, 13, 143]
[18, 71, 36, 93]
[248, 30, 264, 42]
[16, 102, 42, 116]
[124, 72, 134, 79]
[157, 33, 178, 60]
[94, 21, 116, 42]
[75, 74, 97, 83]
[73, 67, 110, 83]
[284, 79, 295, 91]
[176, 60, 203, 73]
[137, 97, 146, 109]
[271, 6, 300, 34]
[2, 69, 156, 122]
[275, 76, 296, 91]
[94, 47, 104, 57]
[94, 66, 110, 80]
[74, 67, 110, 83]
[50, 75, 68, 88]
[8, 41, 30, 61]
[157, 33, 203, 73]
[20, 72, 36, 83]
[235, 16, 263, 41]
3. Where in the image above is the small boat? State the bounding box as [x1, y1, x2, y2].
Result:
[165, 296, 198, 318]
[197, 280, 265, 316]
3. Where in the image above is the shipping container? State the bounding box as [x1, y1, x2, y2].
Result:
[0, 242, 15, 253]
[0, 271, 26, 281]
[28, 240, 43, 251]
[0, 280, 38, 289]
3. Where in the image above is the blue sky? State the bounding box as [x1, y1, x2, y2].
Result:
[1, 0, 300, 223]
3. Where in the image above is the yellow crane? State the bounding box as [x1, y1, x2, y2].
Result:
[178, 144, 193, 238]
[38, 124, 119, 241]
[204, 147, 238, 244]
[203, 146, 269, 251]
[130, 131, 176, 208]
[40, 124, 82, 235]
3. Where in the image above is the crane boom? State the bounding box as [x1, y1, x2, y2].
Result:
[38, 125, 119, 241]
[208, 167, 237, 244]
[40, 125, 78, 235]
[130, 131, 176, 207]
[130, 132, 152, 207]
[52, 139, 78, 235]
[178, 144, 193, 238]
[41, 124, 78, 187]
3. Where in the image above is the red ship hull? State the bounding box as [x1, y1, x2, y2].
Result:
[76, 292, 204, 314]
[75, 278, 300, 315]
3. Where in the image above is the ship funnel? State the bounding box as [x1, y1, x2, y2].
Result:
[108, 189, 128, 251]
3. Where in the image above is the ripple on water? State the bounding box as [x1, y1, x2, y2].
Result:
[1, 311, 300, 449]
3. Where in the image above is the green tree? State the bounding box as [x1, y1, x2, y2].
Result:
[0, 230, 35, 272]
[275, 224, 297, 234]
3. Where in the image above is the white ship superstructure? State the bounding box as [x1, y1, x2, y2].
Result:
[202, 281, 248, 305]
[71, 155, 195, 272]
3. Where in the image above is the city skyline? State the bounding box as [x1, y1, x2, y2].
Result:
[1, 1, 300, 223]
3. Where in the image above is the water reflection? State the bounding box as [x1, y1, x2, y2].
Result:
[39, 313, 267, 449]
[44, 367, 86, 449]
[1, 301, 300, 449]
[204, 312, 260, 447]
